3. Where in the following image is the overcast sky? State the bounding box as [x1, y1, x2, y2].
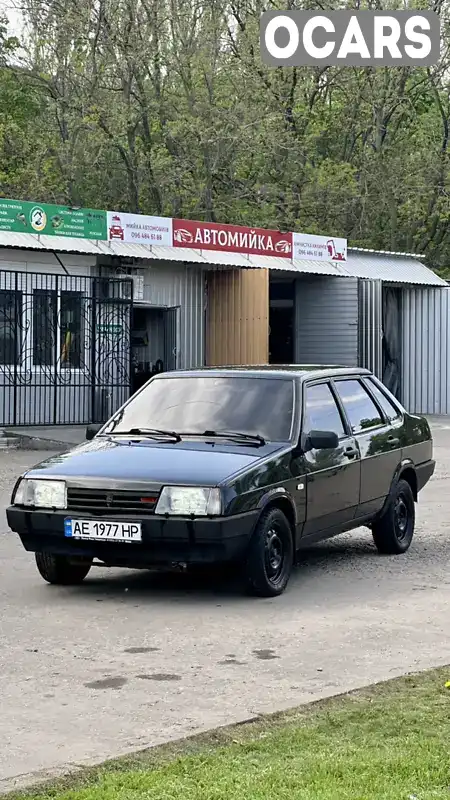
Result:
[0, 0, 23, 36]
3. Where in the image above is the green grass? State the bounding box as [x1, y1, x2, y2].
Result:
[10, 667, 450, 800]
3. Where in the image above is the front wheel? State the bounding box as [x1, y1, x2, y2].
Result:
[245, 507, 294, 597]
[35, 552, 92, 585]
[372, 479, 415, 555]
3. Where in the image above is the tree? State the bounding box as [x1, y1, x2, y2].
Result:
[2, 0, 450, 274]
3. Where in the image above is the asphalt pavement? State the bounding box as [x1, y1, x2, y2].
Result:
[1, 421, 450, 792]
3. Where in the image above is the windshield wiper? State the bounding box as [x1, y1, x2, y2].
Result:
[107, 427, 182, 442]
[201, 430, 266, 446]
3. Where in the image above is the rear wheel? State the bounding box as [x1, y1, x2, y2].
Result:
[372, 479, 415, 555]
[35, 552, 92, 585]
[245, 507, 294, 597]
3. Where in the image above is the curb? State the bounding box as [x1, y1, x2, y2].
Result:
[7, 434, 77, 452]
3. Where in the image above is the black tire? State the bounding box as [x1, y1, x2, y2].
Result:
[245, 507, 294, 597]
[35, 552, 92, 585]
[372, 479, 415, 555]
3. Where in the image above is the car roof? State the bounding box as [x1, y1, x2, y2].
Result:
[154, 365, 372, 382]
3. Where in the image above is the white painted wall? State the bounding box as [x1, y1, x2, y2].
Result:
[0, 248, 96, 276]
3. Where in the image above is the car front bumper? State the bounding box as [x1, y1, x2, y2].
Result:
[6, 507, 259, 567]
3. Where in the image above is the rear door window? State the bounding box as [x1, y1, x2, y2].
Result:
[304, 383, 345, 438]
[366, 379, 401, 422]
[334, 379, 383, 434]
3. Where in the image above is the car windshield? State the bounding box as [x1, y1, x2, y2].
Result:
[108, 376, 294, 442]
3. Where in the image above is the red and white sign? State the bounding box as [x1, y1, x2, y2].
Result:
[293, 232, 347, 263]
[107, 211, 172, 246]
[104, 210, 346, 265]
[173, 219, 292, 258]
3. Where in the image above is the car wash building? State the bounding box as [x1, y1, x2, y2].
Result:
[0, 197, 448, 427]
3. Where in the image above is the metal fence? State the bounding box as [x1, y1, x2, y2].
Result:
[0, 269, 132, 426]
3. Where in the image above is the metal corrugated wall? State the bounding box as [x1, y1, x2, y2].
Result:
[401, 286, 450, 415]
[294, 276, 359, 366]
[358, 278, 383, 378]
[142, 263, 204, 369]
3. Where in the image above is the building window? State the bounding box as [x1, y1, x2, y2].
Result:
[32, 289, 84, 369]
[60, 292, 83, 369]
[33, 289, 56, 366]
[0, 290, 22, 366]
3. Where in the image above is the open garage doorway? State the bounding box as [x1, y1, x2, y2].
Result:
[269, 279, 295, 364]
[130, 305, 179, 394]
[382, 286, 402, 400]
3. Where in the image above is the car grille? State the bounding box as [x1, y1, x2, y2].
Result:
[66, 488, 160, 515]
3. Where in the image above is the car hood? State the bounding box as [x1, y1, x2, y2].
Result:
[24, 436, 284, 487]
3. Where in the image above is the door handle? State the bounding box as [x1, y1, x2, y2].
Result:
[387, 436, 399, 448]
[345, 446, 358, 459]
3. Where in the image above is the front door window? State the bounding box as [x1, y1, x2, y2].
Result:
[304, 382, 345, 440]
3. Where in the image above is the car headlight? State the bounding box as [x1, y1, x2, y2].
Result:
[13, 478, 67, 509]
[155, 486, 222, 517]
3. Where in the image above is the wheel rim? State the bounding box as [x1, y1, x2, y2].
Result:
[394, 495, 409, 541]
[265, 526, 285, 584]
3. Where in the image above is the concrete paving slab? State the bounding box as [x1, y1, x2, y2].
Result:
[7, 426, 86, 450]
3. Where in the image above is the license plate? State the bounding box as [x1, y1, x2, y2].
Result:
[64, 518, 142, 543]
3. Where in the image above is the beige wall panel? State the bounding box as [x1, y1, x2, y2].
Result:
[206, 269, 269, 365]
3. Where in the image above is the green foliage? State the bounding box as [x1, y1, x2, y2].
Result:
[1, 1, 450, 273]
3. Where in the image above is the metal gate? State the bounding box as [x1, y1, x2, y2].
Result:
[0, 269, 132, 426]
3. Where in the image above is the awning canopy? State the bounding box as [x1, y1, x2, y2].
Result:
[344, 250, 446, 286]
[0, 230, 445, 287]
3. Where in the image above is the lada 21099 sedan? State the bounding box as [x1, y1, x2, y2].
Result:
[7, 366, 435, 597]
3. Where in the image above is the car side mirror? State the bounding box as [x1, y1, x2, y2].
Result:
[305, 430, 339, 451]
[86, 423, 102, 441]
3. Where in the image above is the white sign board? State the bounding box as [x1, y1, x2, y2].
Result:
[293, 232, 347, 263]
[107, 211, 173, 246]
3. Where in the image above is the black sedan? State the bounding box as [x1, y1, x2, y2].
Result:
[7, 366, 435, 597]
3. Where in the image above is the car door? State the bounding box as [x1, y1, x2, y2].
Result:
[301, 381, 361, 536]
[332, 378, 400, 519]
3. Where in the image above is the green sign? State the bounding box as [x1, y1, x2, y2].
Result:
[98, 324, 123, 335]
[0, 198, 107, 240]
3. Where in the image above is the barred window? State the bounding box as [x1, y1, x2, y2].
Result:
[60, 292, 83, 369]
[0, 290, 22, 365]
